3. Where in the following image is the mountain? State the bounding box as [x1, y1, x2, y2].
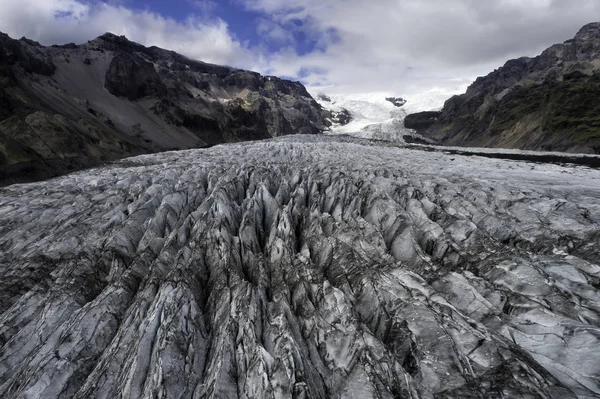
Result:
[0, 32, 329, 184]
[1, 134, 600, 398]
[406, 22, 600, 154]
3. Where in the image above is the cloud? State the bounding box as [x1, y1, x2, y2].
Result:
[1, 0, 599, 99]
[256, 18, 294, 44]
[0, 0, 254, 67]
[242, 0, 600, 95]
[188, 0, 219, 16]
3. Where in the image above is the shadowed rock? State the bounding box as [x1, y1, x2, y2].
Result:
[404, 111, 442, 131]
[104, 52, 166, 100]
[385, 96, 407, 107]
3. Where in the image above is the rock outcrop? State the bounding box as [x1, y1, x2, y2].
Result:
[104, 52, 166, 100]
[0, 32, 329, 185]
[328, 108, 352, 126]
[385, 96, 407, 107]
[403, 111, 442, 131]
[1, 134, 600, 398]
[407, 22, 600, 153]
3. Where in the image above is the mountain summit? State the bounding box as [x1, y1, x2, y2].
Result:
[406, 22, 600, 153]
[0, 32, 329, 184]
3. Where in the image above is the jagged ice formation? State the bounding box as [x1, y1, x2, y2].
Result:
[1, 135, 600, 398]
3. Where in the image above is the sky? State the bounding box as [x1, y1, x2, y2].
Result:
[1, 0, 599, 98]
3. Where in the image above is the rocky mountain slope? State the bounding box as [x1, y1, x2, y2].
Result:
[2, 135, 600, 398]
[408, 22, 600, 154]
[0, 32, 328, 184]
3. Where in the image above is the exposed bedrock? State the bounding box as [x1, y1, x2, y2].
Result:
[1, 136, 600, 398]
[403, 111, 442, 132]
[104, 52, 166, 100]
[407, 22, 600, 153]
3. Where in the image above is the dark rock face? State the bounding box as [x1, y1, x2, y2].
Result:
[329, 108, 352, 126]
[0, 31, 329, 185]
[412, 22, 600, 153]
[403, 111, 442, 131]
[105, 52, 166, 100]
[0, 33, 56, 76]
[385, 96, 407, 107]
[1, 135, 600, 398]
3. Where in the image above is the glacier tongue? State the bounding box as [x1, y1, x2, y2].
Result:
[314, 90, 457, 143]
[1, 135, 600, 398]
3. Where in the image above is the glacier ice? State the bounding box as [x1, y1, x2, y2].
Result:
[1, 135, 600, 398]
[313, 90, 460, 144]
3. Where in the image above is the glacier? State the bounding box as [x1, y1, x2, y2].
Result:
[314, 90, 456, 143]
[1, 135, 600, 398]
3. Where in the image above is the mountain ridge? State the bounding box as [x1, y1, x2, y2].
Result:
[406, 22, 600, 154]
[0, 31, 329, 185]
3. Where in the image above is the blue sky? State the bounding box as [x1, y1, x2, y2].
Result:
[128, 1, 266, 49]
[122, 0, 321, 57]
[1, 0, 600, 98]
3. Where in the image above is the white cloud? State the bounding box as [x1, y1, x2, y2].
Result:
[188, 0, 219, 16]
[0, 0, 599, 100]
[243, 0, 600, 96]
[256, 18, 293, 44]
[0, 0, 254, 66]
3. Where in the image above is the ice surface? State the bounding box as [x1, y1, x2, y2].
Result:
[312, 89, 457, 143]
[1, 135, 600, 398]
